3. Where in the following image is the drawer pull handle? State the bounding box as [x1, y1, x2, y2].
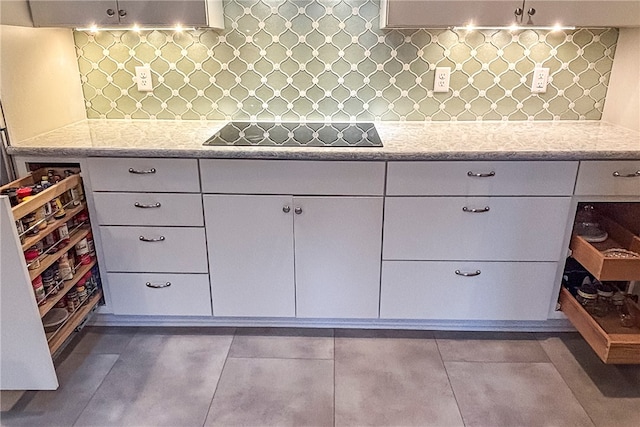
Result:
[283, 205, 291, 213]
[128, 167, 156, 174]
[139, 235, 165, 242]
[455, 270, 481, 277]
[462, 206, 490, 213]
[294, 206, 303, 215]
[145, 281, 171, 289]
[467, 171, 495, 178]
[134, 202, 162, 208]
[612, 170, 640, 178]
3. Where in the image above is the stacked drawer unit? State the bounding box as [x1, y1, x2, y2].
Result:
[87, 158, 211, 316]
[380, 161, 578, 321]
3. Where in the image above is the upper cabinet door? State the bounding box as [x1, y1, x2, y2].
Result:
[524, 1, 640, 27]
[381, 0, 523, 29]
[30, 0, 119, 27]
[381, 0, 640, 29]
[29, 0, 224, 28]
[117, 0, 207, 27]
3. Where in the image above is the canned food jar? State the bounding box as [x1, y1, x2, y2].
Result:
[576, 284, 598, 315]
[24, 249, 40, 270]
[32, 275, 46, 304]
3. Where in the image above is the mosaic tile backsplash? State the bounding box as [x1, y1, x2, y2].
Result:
[74, 0, 618, 121]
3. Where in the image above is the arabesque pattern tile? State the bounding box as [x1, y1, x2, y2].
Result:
[74, 0, 617, 121]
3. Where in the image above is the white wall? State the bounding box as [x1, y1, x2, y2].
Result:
[602, 28, 640, 131]
[0, 25, 86, 143]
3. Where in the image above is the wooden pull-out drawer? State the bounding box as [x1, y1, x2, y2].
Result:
[559, 287, 640, 364]
[570, 216, 640, 281]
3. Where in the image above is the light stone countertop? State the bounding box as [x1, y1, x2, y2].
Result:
[7, 119, 640, 160]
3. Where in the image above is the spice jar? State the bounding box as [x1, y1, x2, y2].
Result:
[1, 188, 19, 206]
[58, 222, 70, 244]
[75, 237, 91, 265]
[58, 252, 74, 280]
[16, 186, 32, 203]
[86, 231, 95, 258]
[42, 266, 58, 296]
[23, 212, 39, 236]
[594, 282, 615, 317]
[66, 289, 80, 312]
[76, 277, 88, 301]
[576, 283, 598, 315]
[24, 248, 40, 270]
[32, 275, 46, 305]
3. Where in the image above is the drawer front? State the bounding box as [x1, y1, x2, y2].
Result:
[575, 161, 640, 196]
[200, 159, 385, 195]
[100, 226, 208, 273]
[107, 273, 212, 316]
[387, 161, 578, 196]
[92, 193, 203, 226]
[383, 196, 571, 261]
[87, 158, 200, 192]
[380, 261, 557, 320]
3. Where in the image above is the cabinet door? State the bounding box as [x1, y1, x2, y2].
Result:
[294, 197, 383, 319]
[118, 0, 207, 26]
[30, 0, 119, 27]
[1, 198, 58, 390]
[382, 0, 521, 28]
[525, 1, 640, 27]
[203, 195, 295, 317]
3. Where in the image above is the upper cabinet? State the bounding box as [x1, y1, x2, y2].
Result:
[380, 0, 640, 29]
[28, 0, 224, 29]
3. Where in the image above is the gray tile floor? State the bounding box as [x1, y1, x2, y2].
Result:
[2, 327, 640, 427]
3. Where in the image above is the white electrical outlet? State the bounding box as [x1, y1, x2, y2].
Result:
[530, 67, 550, 94]
[135, 66, 153, 92]
[433, 67, 450, 93]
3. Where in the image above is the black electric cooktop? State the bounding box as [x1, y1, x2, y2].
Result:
[203, 122, 383, 147]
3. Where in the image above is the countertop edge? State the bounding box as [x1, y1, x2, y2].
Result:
[7, 146, 640, 161]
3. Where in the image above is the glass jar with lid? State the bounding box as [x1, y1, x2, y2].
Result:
[576, 283, 598, 315]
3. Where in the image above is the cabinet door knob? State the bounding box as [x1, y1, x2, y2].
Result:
[527, 7, 536, 16]
[106, 8, 115, 16]
[145, 281, 171, 289]
[462, 206, 490, 213]
[294, 206, 303, 215]
[139, 235, 165, 242]
[118, 9, 127, 17]
[455, 270, 481, 277]
[467, 171, 495, 178]
[282, 205, 291, 213]
[612, 170, 640, 178]
[128, 167, 156, 174]
[134, 202, 161, 208]
[514, 7, 523, 16]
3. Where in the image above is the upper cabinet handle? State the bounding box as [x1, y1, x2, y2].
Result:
[462, 206, 490, 213]
[134, 202, 161, 209]
[106, 8, 115, 16]
[139, 235, 165, 242]
[129, 167, 156, 174]
[467, 171, 495, 178]
[612, 170, 640, 178]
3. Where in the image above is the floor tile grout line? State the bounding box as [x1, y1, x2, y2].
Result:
[434, 337, 468, 427]
[227, 355, 334, 360]
[201, 331, 235, 427]
[536, 337, 598, 427]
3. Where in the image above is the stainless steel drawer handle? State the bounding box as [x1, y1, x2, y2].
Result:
[128, 167, 156, 174]
[612, 170, 640, 178]
[139, 235, 165, 242]
[462, 206, 490, 213]
[455, 270, 481, 277]
[145, 281, 171, 289]
[467, 171, 495, 178]
[294, 207, 303, 215]
[134, 202, 161, 208]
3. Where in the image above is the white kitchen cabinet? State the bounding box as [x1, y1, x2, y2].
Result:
[380, 0, 640, 29]
[383, 196, 572, 261]
[92, 192, 203, 226]
[29, 0, 224, 29]
[203, 195, 296, 318]
[380, 260, 558, 321]
[203, 195, 383, 319]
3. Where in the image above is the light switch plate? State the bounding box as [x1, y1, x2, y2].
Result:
[135, 66, 153, 92]
[531, 67, 550, 94]
[433, 67, 450, 93]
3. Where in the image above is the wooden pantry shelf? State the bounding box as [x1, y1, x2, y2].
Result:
[11, 174, 81, 221]
[47, 289, 102, 355]
[570, 215, 640, 281]
[560, 287, 640, 364]
[38, 259, 96, 318]
[28, 227, 90, 281]
[21, 202, 86, 251]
